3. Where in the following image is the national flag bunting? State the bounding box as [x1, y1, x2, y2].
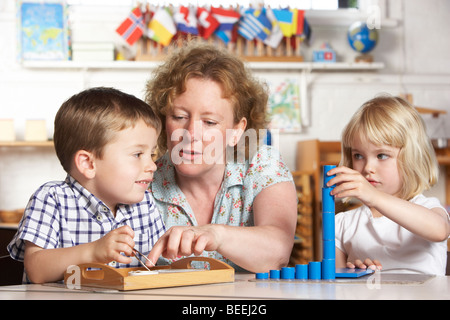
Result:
[148, 7, 177, 46]
[116, 7, 145, 45]
[197, 7, 219, 39]
[238, 8, 272, 41]
[174, 6, 198, 35]
[117, 5, 311, 49]
[272, 8, 293, 37]
[302, 17, 311, 43]
[254, 9, 272, 41]
[263, 7, 283, 48]
[142, 5, 154, 26]
[211, 7, 240, 32]
[291, 9, 305, 36]
[211, 7, 240, 44]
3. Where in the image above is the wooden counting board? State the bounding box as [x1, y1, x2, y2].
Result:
[64, 257, 234, 291]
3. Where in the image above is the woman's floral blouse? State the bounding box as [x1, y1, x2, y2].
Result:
[149, 145, 294, 271]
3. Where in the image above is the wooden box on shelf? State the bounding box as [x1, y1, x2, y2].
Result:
[24, 120, 47, 142]
[0, 119, 15, 142]
[0, 209, 23, 224]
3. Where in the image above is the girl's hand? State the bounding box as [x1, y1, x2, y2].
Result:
[347, 258, 382, 271]
[327, 166, 381, 207]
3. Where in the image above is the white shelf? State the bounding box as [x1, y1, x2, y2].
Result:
[22, 60, 162, 70]
[22, 60, 384, 71]
[305, 10, 399, 28]
[247, 61, 384, 71]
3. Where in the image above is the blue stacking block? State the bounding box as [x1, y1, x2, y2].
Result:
[269, 269, 280, 279]
[322, 258, 336, 280]
[295, 264, 308, 280]
[322, 165, 335, 214]
[321, 165, 336, 280]
[281, 267, 295, 280]
[323, 239, 336, 259]
[255, 272, 268, 279]
[322, 188, 335, 214]
[322, 167, 335, 243]
[322, 211, 335, 241]
[308, 261, 321, 280]
[323, 165, 336, 187]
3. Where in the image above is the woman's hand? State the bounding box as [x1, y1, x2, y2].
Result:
[146, 182, 297, 272]
[146, 225, 222, 265]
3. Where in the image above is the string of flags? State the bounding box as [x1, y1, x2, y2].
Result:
[115, 5, 311, 49]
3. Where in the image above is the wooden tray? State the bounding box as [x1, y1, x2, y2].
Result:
[64, 257, 234, 291]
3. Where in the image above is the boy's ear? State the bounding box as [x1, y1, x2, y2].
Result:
[73, 150, 96, 179]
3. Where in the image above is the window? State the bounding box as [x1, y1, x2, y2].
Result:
[67, 0, 134, 5]
[66, 0, 358, 10]
[65, 1, 388, 29]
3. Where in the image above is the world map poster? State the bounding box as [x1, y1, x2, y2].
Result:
[18, 2, 69, 61]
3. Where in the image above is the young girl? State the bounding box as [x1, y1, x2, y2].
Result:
[328, 95, 449, 275]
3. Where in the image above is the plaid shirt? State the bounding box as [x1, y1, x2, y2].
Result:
[8, 175, 165, 275]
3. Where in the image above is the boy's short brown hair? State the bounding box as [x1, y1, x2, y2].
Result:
[54, 87, 161, 173]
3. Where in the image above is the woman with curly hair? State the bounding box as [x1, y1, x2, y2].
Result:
[144, 42, 297, 272]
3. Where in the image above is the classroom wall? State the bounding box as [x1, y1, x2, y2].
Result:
[0, 0, 449, 210]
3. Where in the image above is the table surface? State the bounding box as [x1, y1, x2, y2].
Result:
[0, 273, 449, 300]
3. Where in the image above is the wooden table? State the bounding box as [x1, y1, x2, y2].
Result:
[0, 273, 448, 300]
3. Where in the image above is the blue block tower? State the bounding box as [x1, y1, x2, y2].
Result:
[254, 164, 374, 281]
[321, 165, 336, 280]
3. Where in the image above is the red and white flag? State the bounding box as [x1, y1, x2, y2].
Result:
[197, 7, 219, 39]
[211, 7, 240, 32]
[116, 7, 145, 45]
[174, 6, 198, 35]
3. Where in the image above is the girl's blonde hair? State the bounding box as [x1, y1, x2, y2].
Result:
[341, 94, 438, 200]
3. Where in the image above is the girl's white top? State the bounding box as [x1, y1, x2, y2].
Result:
[335, 194, 449, 275]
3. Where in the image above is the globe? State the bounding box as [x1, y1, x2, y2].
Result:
[347, 21, 378, 54]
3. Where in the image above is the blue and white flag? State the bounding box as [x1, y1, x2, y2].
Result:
[238, 8, 271, 41]
[263, 7, 283, 48]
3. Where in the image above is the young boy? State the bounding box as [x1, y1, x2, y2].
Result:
[8, 87, 165, 283]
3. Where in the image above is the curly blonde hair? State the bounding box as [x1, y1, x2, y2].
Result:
[144, 41, 269, 159]
[341, 94, 438, 200]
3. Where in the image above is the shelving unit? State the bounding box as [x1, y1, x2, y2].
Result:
[20, 61, 384, 129]
[0, 141, 53, 147]
[22, 60, 385, 71]
[0, 141, 54, 225]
